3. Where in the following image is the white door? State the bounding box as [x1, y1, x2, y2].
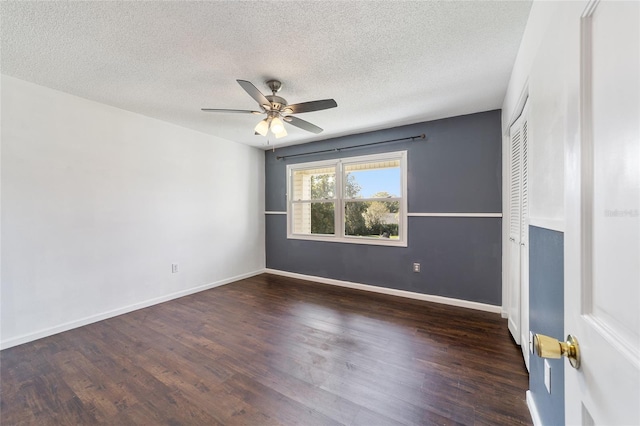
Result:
[508, 118, 523, 345]
[565, 1, 640, 424]
[520, 116, 530, 368]
[508, 103, 530, 359]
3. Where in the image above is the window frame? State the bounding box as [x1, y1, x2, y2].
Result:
[286, 150, 408, 247]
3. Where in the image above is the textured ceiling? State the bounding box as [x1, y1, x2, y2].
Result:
[1, 1, 531, 149]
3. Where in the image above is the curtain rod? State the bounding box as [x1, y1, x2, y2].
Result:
[275, 133, 426, 160]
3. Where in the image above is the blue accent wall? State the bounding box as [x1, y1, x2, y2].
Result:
[265, 110, 503, 305]
[529, 225, 565, 426]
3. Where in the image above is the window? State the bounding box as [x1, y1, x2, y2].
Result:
[287, 151, 407, 246]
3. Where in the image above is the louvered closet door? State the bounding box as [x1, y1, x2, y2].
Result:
[507, 100, 529, 354]
[508, 120, 523, 344]
[519, 116, 530, 367]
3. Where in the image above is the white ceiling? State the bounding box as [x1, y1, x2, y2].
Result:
[1, 1, 531, 149]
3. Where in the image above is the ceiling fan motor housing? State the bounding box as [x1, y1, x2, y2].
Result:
[266, 79, 282, 93]
[266, 95, 287, 112]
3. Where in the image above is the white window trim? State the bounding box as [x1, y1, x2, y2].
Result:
[286, 151, 408, 247]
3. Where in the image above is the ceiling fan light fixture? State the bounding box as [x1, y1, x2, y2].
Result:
[254, 119, 269, 136]
[274, 126, 288, 138]
[270, 117, 285, 134]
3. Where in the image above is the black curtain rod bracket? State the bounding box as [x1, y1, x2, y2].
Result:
[276, 133, 425, 160]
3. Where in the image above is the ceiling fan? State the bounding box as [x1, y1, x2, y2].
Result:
[202, 79, 337, 139]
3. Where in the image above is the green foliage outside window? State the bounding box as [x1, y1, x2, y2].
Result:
[309, 173, 398, 237]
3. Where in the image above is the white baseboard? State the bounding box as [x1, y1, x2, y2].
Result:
[0, 269, 264, 350]
[526, 390, 543, 426]
[264, 268, 502, 314]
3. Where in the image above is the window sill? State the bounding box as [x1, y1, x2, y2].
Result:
[287, 234, 407, 247]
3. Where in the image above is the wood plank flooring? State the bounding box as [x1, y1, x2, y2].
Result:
[1, 274, 531, 425]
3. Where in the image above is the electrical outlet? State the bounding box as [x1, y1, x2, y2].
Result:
[544, 360, 551, 393]
[171, 263, 179, 273]
[413, 262, 421, 273]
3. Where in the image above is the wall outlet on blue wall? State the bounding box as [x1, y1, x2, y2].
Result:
[544, 360, 551, 393]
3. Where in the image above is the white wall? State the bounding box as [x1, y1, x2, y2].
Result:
[501, 1, 570, 315]
[502, 1, 573, 229]
[501, 1, 588, 423]
[1, 75, 265, 349]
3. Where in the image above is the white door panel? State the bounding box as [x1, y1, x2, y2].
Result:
[508, 238, 521, 343]
[508, 103, 530, 355]
[508, 115, 524, 345]
[520, 118, 530, 368]
[565, 1, 640, 424]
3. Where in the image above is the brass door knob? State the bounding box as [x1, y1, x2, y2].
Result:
[533, 333, 581, 369]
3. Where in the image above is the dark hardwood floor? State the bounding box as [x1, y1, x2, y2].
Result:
[1, 274, 531, 425]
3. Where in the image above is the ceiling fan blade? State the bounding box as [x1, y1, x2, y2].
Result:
[201, 108, 262, 114]
[285, 116, 323, 134]
[284, 99, 337, 114]
[236, 79, 270, 107]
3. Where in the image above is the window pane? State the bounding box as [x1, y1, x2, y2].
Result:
[344, 160, 401, 198]
[344, 200, 400, 239]
[292, 202, 335, 235]
[292, 167, 335, 201]
[287, 152, 406, 245]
